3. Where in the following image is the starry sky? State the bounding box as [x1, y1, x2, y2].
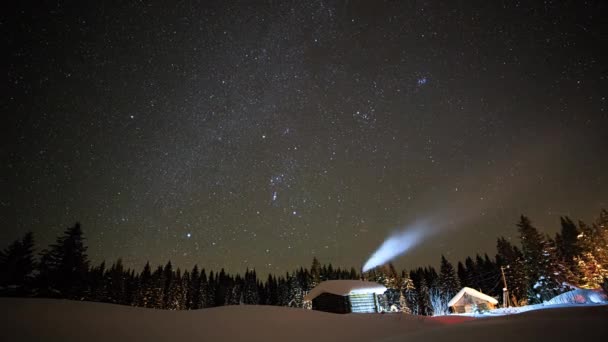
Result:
[2, 1, 607, 275]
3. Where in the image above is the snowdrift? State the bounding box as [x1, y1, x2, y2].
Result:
[545, 288, 608, 305]
[0, 298, 607, 342]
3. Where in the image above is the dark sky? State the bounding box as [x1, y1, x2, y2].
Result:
[2, 1, 607, 275]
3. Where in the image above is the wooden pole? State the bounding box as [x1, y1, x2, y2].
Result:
[500, 266, 509, 308]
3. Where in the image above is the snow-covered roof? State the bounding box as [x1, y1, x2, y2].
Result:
[447, 287, 498, 307]
[303, 280, 387, 301]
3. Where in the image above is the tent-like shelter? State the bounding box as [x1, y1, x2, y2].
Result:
[448, 287, 498, 313]
[303, 280, 387, 314]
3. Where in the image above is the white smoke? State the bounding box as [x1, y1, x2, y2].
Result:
[362, 223, 432, 272]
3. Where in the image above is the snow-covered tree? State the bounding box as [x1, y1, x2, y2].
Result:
[418, 278, 432, 315]
[429, 287, 450, 316]
[400, 272, 417, 313]
[517, 215, 565, 304]
[287, 273, 304, 307]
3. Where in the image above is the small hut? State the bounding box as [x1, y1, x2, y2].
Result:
[448, 287, 498, 313]
[303, 280, 387, 314]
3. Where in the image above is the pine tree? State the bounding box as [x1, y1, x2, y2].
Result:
[198, 268, 209, 308]
[417, 277, 432, 316]
[243, 269, 259, 304]
[516, 215, 570, 303]
[463, 256, 478, 290]
[265, 274, 279, 305]
[456, 262, 467, 288]
[574, 252, 607, 288]
[206, 270, 216, 307]
[88, 261, 107, 302]
[287, 272, 304, 307]
[496, 237, 526, 304]
[400, 272, 416, 314]
[438, 255, 460, 300]
[37, 223, 89, 299]
[106, 259, 126, 304]
[556, 216, 582, 280]
[167, 268, 185, 310]
[310, 257, 321, 288]
[161, 261, 173, 309]
[0, 232, 35, 296]
[277, 275, 290, 306]
[124, 270, 137, 306]
[135, 262, 154, 307]
[187, 265, 201, 309]
[517, 215, 546, 303]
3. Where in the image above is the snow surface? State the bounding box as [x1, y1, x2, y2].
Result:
[0, 298, 607, 342]
[303, 280, 387, 301]
[545, 288, 608, 305]
[447, 287, 499, 307]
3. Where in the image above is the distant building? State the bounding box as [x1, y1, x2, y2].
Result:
[303, 280, 387, 314]
[448, 287, 498, 313]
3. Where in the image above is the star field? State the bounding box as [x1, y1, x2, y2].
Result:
[2, 1, 607, 275]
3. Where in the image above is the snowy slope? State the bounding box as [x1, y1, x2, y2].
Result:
[1, 298, 607, 342]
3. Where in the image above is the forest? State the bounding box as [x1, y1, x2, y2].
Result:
[1, 210, 607, 315]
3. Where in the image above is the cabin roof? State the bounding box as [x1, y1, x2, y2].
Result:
[447, 287, 499, 307]
[303, 280, 387, 301]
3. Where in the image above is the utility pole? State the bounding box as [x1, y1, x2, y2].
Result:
[500, 266, 509, 308]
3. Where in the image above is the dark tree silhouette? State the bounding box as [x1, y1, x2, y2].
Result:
[0, 232, 35, 296]
[37, 223, 89, 299]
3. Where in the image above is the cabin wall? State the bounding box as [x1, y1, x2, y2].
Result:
[312, 293, 350, 314]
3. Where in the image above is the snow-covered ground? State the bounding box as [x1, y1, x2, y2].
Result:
[1, 298, 607, 342]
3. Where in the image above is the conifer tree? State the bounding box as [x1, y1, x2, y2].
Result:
[310, 257, 321, 288]
[463, 256, 478, 289]
[187, 265, 201, 309]
[400, 271, 416, 314]
[161, 261, 174, 309]
[265, 274, 279, 305]
[277, 275, 290, 306]
[417, 277, 432, 316]
[151, 265, 165, 308]
[0, 232, 35, 295]
[206, 270, 216, 307]
[124, 270, 137, 306]
[167, 268, 185, 310]
[456, 261, 467, 288]
[517, 216, 569, 302]
[243, 269, 259, 304]
[438, 255, 460, 299]
[37, 223, 89, 299]
[287, 272, 304, 307]
[198, 268, 209, 308]
[496, 237, 526, 304]
[135, 262, 154, 307]
[106, 259, 126, 304]
[88, 261, 107, 302]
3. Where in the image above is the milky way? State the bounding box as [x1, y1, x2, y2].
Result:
[3, 1, 607, 275]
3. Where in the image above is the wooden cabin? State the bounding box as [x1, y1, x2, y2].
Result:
[448, 287, 498, 313]
[303, 280, 387, 314]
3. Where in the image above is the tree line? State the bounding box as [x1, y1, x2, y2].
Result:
[1, 210, 607, 315]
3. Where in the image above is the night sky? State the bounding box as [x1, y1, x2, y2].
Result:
[3, 1, 607, 275]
